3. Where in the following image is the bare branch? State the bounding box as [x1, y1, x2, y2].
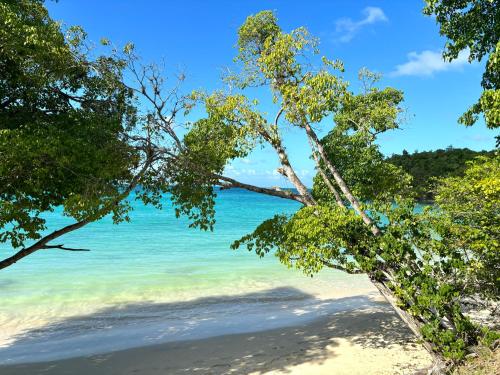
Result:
[216, 174, 307, 204]
[125, 57, 184, 150]
[43, 244, 90, 252]
[274, 107, 284, 127]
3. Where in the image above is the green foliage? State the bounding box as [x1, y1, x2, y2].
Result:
[387, 147, 495, 201]
[278, 205, 374, 275]
[334, 86, 404, 135]
[313, 130, 412, 205]
[460, 40, 500, 128]
[236, 10, 280, 67]
[0, 0, 138, 248]
[185, 92, 261, 168]
[233, 205, 372, 276]
[469, 40, 500, 128]
[423, 0, 499, 62]
[313, 80, 411, 205]
[423, 1, 500, 129]
[231, 215, 288, 257]
[170, 92, 266, 230]
[432, 155, 500, 299]
[283, 68, 347, 124]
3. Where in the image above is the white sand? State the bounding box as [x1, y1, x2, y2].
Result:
[0, 299, 432, 375]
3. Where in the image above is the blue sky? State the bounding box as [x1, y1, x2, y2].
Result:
[48, 0, 497, 187]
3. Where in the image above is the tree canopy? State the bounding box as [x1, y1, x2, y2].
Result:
[0, 0, 185, 268]
[424, 0, 500, 129]
[0, 0, 138, 249]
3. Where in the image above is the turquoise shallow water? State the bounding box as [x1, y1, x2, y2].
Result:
[0, 189, 373, 364]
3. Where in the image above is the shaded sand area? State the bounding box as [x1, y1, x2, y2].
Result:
[0, 299, 432, 375]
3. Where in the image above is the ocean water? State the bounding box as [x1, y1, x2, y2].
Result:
[0, 189, 373, 364]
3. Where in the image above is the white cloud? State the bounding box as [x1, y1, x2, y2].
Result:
[299, 169, 310, 177]
[263, 170, 280, 180]
[335, 7, 388, 43]
[223, 165, 259, 177]
[224, 164, 240, 176]
[391, 49, 470, 77]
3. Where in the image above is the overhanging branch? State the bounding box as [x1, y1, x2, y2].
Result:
[43, 244, 90, 252]
[216, 174, 307, 204]
[0, 159, 152, 271]
[319, 259, 364, 274]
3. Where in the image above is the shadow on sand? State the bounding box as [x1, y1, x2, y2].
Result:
[0, 287, 426, 374]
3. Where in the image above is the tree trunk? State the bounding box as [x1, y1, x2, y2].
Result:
[273, 140, 316, 206]
[304, 124, 380, 236]
[370, 275, 450, 374]
[307, 135, 346, 209]
[301, 124, 452, 371]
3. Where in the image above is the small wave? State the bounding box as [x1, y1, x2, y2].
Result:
[0, 288, 374, 365]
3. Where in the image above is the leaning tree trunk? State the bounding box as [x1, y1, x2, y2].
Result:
[303, 123, 451, 373]
[369, 276, 449, 374]
[304, 123, 380, 236]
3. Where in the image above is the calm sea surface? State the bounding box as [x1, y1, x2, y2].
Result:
[0, 189, 374, 364]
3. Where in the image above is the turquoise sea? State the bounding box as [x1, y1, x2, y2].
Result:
[0, 189, 373, 364]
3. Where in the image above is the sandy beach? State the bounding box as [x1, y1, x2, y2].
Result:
[0, 298, 432, 375]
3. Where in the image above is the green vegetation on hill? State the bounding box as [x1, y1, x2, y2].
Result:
[387, 147, 495, 201]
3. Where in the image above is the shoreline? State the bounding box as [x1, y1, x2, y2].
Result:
[0, 284, 375, 365]
[0, 300, 432, 375]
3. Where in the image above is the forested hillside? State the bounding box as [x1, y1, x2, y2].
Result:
[387, 147, 495, 201]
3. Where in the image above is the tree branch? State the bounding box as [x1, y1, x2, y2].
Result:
[43, 244, 90, 252]
[303, 122, 381, 236]
[216, 174, 307, 204]
[262, 124, 316, 206]
[274, 107, 284, 126]
[125, 58, 184, 151]
[156, 148, 310, 205]
[307, 135, 346, 209]
[0, 159, 152, 270]
[319, 259, 364, 274]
